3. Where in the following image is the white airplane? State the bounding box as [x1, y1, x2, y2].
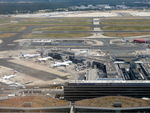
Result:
[134, 61, 143, 64]
[114, 61, 145, 64]
[3, 74, 16, 80]
[114, 61, 125, 64]
[33, 39, 52, 43]
[52, 61, 72, 67]
[37, 56, 53, 62]
[20, 53, 40, 58]
[75, 50, 88, 55]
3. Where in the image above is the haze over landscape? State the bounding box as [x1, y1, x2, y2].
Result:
[0, 0, 150, 14]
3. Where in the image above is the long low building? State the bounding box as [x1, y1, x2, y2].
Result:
[64, 80, 150, 101]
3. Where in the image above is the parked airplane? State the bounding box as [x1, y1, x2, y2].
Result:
[114, 61, 125, 64]
[75, 50, 88, 55]
[3, 74, 16, 80]
[20, 53, 40, 58]
[52, 61, 72, 67]
[114, 61, 143, 64]
[37, 56, 53, 62]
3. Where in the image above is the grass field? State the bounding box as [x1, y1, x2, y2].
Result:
[0, 17, 11, 24]
[28, 18, 93, 38]
[103, 26, 150, 31]
[0, 33, 16, 38]
[17, 17, 92, 25]
[0, 17, 93, 39]
[76, 96, 150, 108]
[19, 17, 92, 22]
[17, 17, 93, 38]
[33, 26, 92, 31]
[101, 18, 150, 25]
[101, 18, 150, 37]
[0, 25, 26, 32]
[0, 96, 69, 107]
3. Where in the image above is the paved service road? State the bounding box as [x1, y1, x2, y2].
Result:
[0, 59, 67, 81]
[33, 30, 150, 34]
[0, 26, 33, 51]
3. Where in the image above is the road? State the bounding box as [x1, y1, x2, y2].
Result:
[0, 17, 148, 83]
[33, 30, 150, 34]
[42, 44, 146, 55]
[0, 26, 33, 51]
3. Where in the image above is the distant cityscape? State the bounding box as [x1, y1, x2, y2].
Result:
[69, 4, 128, 11]
[0, 0, 150, 14]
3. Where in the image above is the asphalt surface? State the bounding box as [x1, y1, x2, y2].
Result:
[0, 26, 33, 51]
[43, 44, 146, 55]
[0, 20, 148, 52]
[0, 17, 148, 83]
[0, 58, 67, 81]
[34, 30, 150, 34]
